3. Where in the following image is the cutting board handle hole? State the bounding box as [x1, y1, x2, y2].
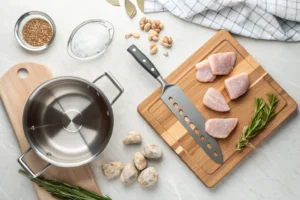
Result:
[18, 68, 28, 79]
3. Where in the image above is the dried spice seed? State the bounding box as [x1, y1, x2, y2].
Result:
[22, 18, 53, 47]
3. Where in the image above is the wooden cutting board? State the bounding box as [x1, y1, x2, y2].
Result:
[0, 63, 101, 199]
[138, 30, 297, 187]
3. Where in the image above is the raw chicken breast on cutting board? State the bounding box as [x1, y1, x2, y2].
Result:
[203, 88, 230, 112]
[225, 72, 249, 100]
[205, 118, 238, 138]
[196, 60, 216, 82]
[208, 52, 236, 75]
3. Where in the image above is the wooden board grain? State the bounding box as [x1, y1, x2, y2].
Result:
[0, 63, 101, 199]
[138, 30, 297, 187]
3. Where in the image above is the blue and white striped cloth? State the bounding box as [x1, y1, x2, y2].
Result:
[145, 0, 300, 41]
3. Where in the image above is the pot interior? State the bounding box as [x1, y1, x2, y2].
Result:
[23, 77, 113, 167]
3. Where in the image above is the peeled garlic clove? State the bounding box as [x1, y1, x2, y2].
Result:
[149, 44, 158, 55]
[162, 43, 171, 48]
[149, 29, 158, 37]
[138, 167, 158, 187]
[151, 23, 156, 29]
[120, 163, 138, 184]
[132, 33, 140, 38]
[163, 51, 168, 57]
[102, 162, 123, 179]
[133, 152, 147, 170]
[159, 23, 164, 30]
[144, 23, 151, 31]
[125, 33, 132, 39]
[143, 144, 163, 159]
[152, 36, 159, 41]
[123, 131, 142, 144]
[162, 37, 168, 43]
[139, 17, 146, 25]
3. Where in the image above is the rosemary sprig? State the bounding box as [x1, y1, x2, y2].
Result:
[19, 169, 112, 200]
[235, 93, 279, 151]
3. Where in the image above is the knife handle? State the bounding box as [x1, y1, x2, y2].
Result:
[127, 44, 160, 79]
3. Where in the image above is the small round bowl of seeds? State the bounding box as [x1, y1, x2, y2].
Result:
[15, 11, 56, 51]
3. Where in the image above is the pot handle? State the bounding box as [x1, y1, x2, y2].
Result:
[93, 71, 124, 105]
[18, 147, 51, 178]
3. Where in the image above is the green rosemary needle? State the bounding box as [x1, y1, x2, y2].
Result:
[236, 93, 279, 151]
[19, 169, 112, 200]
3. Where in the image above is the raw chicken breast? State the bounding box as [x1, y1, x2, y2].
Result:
[205, 118, 238, 138]
[208, 52, 236, 75]
[225, 72, 249, 100]
[196, 60, 216, 82]
[203, 88, 230, 112]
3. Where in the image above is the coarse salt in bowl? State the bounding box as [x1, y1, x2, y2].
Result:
[67, 20, 114, 60]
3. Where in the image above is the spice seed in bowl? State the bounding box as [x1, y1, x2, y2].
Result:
[22, 18, 53, 47]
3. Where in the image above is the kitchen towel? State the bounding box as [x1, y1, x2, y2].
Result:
[144, 0, 300, 41]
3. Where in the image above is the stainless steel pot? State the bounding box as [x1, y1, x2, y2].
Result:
[18, 72, 123, 177]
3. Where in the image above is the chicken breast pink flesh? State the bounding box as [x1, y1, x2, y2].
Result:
[196, 60, 216, 82]
[205, 118, 238, 138]
[203, 88, 230, 112]
[225, 72, 249, 100]
[208, 52, 236, 75]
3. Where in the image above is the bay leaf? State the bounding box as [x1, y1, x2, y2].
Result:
[137, 0, 144, 13]
[125, 0, 137, 18]
[106, 0, 120, 6]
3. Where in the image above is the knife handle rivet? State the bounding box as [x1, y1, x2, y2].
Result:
[151, 68, 155, 71]
[143, 59, 146, 63]
[132, 48, 136, 52]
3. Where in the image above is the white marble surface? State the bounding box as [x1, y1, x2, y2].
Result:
[0, 0, 300, 199]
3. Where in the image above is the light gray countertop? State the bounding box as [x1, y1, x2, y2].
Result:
[0, 0, 300, 199]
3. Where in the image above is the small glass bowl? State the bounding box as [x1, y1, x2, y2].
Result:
[14, 11, 56, 51]
[67, 20, 114, 60]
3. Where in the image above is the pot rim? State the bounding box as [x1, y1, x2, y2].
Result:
[22, 76, 114, 167]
